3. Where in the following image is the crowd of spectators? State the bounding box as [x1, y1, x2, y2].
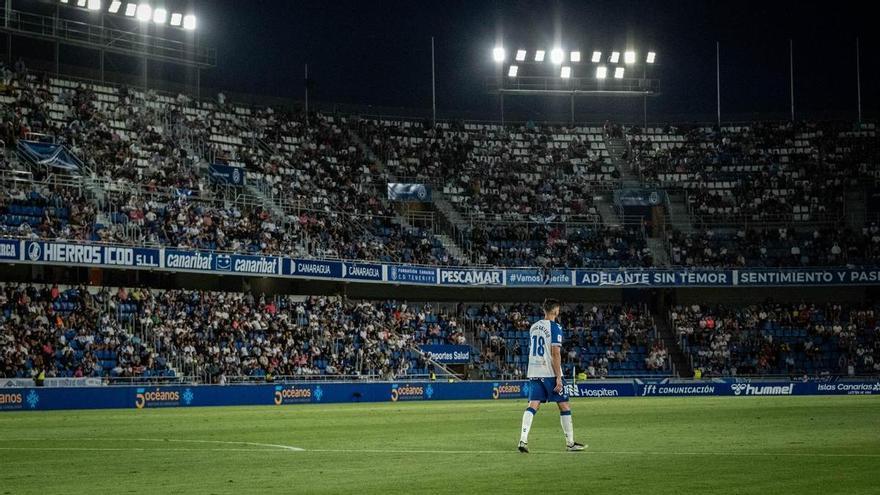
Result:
[469, 302, 665, 379]
[0, 283, 468, 381]
[0, 283, 164, 379]
[668, 225, 880, 267]
[628, 121, 876, 223]
[672, 303, 880, 377]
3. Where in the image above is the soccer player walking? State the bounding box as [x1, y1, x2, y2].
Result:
[518, 299, 586, 453]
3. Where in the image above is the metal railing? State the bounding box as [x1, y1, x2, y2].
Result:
[0, 8, 215, 68]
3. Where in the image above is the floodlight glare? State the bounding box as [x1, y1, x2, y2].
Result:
[492, 47, 505, 63]
[646, 51, 656, 64]
[614, 67, 625, 79]
[87, 0, 101, 10]
[596, 66, 607, 79]
[624, 51, 636, 64]
[550, 48, 564, 64]
[515, 50, 526, 62]
[60, 0, 69, 4]
[610, 51, 620, 63]
[77, 0, 87, 7]
[124, 3, 137, 16]
[508, 65, 518, 77]
[534, 50, 545, 62]
[108, 0, 121, 13]
[570, 51, 581, 62]
[135, 3, 152, 21]
[170, 12, 182, 26]
[560, 66, 571, 78]
[183, 14, 196, 30]
[153, 8, 167, 23]
[591, 51, 602, 63]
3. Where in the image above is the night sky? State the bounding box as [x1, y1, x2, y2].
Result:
[14, 0, 880, 123]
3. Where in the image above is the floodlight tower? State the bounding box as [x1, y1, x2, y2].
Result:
[1, 0, 215, 96]
[488, 42, 660, 124]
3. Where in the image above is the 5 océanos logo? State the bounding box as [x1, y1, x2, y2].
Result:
[274, 385, 315, 405]
[391, 383, 431, 401]
[492, 382, 523, 399]
[135, 388, 181, 409]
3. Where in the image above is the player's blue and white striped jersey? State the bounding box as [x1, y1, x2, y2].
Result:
[526, 319, 563, 378]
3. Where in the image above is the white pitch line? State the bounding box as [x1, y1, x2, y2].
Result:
[0, 437, 304, 452]
[2, 440, 878, 458]
[0, 447, 293, 452]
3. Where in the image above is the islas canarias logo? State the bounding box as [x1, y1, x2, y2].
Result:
[135, 388, 192, 409]
[391, 383, 432, 402]
[273, 385, 321, 405]
[492, 382, 523, 399]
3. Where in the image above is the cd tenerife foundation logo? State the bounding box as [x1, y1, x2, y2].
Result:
[390, 383, 429, 401]
[135, 388, 181, 409]
[273, 385, 314, 405]
[492, 382, 523, 399]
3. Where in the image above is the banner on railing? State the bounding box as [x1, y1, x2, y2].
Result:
[419, 345, 471, 364]
[2, 379, 877, 411]
[387, 183, 432, 202]
[507, 269, 573, 286]
[16, 140, 83, 171]
[25, 241, 161, 268]
[208, 163, 246, 186]
[6, 237, 880, 289]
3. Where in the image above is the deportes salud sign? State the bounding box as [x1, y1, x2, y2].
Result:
[5, 237, 880, 289]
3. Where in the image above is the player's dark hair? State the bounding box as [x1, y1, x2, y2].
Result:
[542, 298, 561, 313]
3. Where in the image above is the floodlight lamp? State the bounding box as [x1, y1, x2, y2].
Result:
[153, 8, 167, 23]
[170, 12, 182, 26]
[646, 52, 656, 64]
[77, 0, 87, 7]
[560, 66, 571, 78]
[550, 48, 564, 64]
[610, 51, 620, 63]
[108, 0, 121, 13]
[624, 51, 636, 64]
[596, 66, 607, 79]
[135, 3, 152, 21]
[508, 65, 518, 77]
[614, 67, 624, 79]
[124, 3, 137, 16]
[492, 47, 505, 63]
[183, 14, 196, 30]
[87, 0, 101, 10]
[515, 50, 526, 62]
[60, 0, 69, 4]
[591, 51, 602, 63]
[570, 51, 581, 62]
[534, 50, 545, 62]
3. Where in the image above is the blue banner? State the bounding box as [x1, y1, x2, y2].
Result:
[387, 183, 432, 202]
[208, 163, 245, 186]
[215, 253, 281, 276]
[341, 261, 383, 281]
[576, 269, 735, 287]
[0, 239, 19, 261]
[3, 379, 877, 411]
[164, 249, 215, 272]
[419, 345, 471, 364]
[7, 237, 880, 290]
[736, 268, 880, 286]
[24, 241, 160, 268]
[438, 268, 505, 286]
[284, 258, 344, 279]
[507, 269, 573, 286]
[16, 140, 83, 171]
[388, 265, 437, 284]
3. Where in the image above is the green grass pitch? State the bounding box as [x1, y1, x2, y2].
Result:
[1, 396, 878, 494]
